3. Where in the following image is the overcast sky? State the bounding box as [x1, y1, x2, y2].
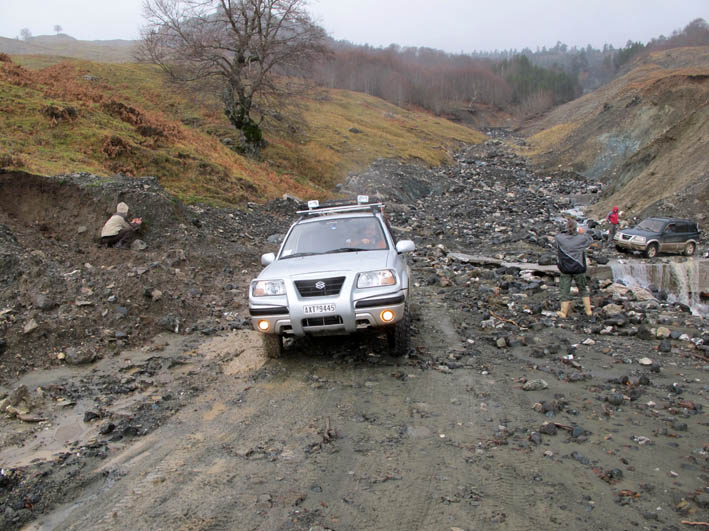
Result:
[1, 0, 706, 52]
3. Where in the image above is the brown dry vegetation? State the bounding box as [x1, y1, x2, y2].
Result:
[0, 55, 483, 205]
[519, 46, 709, 222]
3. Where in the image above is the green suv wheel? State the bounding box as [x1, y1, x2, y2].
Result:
[644, 243, 658, 258]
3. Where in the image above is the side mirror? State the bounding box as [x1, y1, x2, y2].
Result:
[261, 252, 275, 266]
[396, 240, 415, 254]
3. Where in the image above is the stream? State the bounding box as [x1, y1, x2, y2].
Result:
[610, 257, 709, 316]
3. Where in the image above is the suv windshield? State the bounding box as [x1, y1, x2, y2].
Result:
[280, 217, 387, 258]
[636, 219, 665, 232]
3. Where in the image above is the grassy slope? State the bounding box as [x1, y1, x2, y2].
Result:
[518, 47, 709, 219]
[0, 55, 484, 206]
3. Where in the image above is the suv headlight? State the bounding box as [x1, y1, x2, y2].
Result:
[633, 236, 647, 243]
[357, 269, 396, 289]
[251, 279, 286, 297]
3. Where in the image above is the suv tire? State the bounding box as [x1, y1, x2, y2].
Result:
[644, 243, 658, 258]
[684, 242, 696, 256]
[387, 302, 410, 357]
[262, 334, 283, 358]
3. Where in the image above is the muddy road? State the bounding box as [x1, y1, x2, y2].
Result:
[12, 275, 709, 530]
[1, 144, 708, 530]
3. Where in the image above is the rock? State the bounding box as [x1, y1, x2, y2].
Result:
[602, 304, 623, 316]
[496, 337, 507, 348]
[539, 422, 557, 435]
[32, 293, 56, 310]
[606, 393, 625, 406]
[656, 326, 671, 338]
[571, 426, 586, 438]
[522, 379, 548, 391]
[65, 348, 96, 365]
[0, 338, 6, 355]
[637, 326, 654, 340]
[131, 239, 147, 251]
[638, 357, 653, 365]
[659, 338, 672, 353]
[23, 319, 39, 334]
[99, 422, 116, 435]
[158, 315, 180, 332]
[672, 420, 688, 432]
[83, 411, 101, 422]
[528, 431, 542, 445]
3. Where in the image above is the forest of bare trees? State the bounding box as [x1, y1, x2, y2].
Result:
[314, 18, 709, 118]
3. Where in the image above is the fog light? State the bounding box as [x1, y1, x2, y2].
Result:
[380, 309, 395, 322]
[257, 320, 270, 331]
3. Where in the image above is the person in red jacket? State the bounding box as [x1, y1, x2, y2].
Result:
[606, 206, 619, 245]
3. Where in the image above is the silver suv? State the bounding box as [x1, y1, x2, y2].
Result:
[249, 197, 416, 357]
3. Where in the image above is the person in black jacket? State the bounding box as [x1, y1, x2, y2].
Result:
[555, 218, 597, 318]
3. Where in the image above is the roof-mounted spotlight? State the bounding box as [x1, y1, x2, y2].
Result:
[357, 195, 369, 205]
[307, 200, 319, 209]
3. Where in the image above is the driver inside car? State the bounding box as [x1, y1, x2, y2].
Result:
[348, 222, 386, 249]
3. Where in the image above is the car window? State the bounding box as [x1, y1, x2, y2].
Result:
[666, 224, 677, 233]
[280, 217, 388, 257]
[636, 219, 664, 232]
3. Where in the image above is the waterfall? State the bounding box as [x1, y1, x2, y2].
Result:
[609, 259, 708, 316]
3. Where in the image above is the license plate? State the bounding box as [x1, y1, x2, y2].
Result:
[303, 303, 336, 315]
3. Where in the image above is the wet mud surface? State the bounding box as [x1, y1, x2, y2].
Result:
[1, 140, 708, 530]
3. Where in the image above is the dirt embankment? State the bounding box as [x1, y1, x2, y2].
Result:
[0, 170, 297, 384]
[519, 46, 709, 224]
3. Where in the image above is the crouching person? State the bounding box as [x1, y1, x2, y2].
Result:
[555, 218, 596, 318]
[101, 202, 142, 248]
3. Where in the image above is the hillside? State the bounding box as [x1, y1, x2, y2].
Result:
[0, 54, 484, 205]
[0, 34, 136, 63]
[519, 46, 709, 223]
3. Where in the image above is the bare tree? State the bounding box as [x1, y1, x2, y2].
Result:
[54, 25, 63, 34]
[20, 28, 32, 41]
[139, 0, 328, 149]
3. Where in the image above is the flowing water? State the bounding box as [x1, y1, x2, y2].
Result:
[609, 258, 709, 316]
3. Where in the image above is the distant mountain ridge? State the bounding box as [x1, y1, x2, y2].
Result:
[0, 34, 136, 62]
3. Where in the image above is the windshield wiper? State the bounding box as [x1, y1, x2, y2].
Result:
[328, 247, 367, 253]
[280, 252, 322, 259]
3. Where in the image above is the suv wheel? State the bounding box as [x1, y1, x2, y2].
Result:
[262, 334, 283, 358]
[387, 303, 410, 357]
[684, 242, 696, 256]
[644, 243, 658, 258]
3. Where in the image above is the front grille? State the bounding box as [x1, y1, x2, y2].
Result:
[295, 276, 345, 297]
[302, 315, 343, 327]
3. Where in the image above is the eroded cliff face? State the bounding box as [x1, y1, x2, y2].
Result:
[520, 46, 709, 224]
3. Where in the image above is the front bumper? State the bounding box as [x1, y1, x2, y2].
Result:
[614, 234, 647, 251]
[250, 292, 406, 337]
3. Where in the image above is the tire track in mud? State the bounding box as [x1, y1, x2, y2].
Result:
[77, 435, 204, 531]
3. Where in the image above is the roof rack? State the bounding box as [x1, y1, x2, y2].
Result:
[297, 195, 383, 216]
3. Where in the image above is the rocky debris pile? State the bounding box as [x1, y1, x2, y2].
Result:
[0, 171, 297, 385]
